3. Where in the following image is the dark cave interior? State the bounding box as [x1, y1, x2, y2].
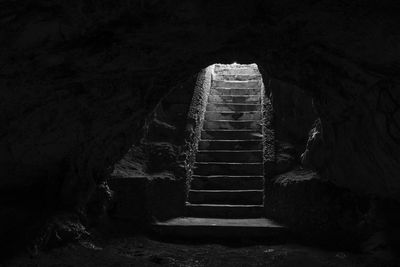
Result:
[1, 0, 400, 266]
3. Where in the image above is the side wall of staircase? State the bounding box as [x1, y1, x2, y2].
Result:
[185, 65, 214, 199]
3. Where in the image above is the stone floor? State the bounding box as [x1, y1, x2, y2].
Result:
[4, 235, 398, 267]
[152, 217, 287, 239]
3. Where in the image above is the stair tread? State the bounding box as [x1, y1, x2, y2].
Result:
[192, 175, 263, 178]
[203, 129, 261, 133]
[208, 103, 260, 106]
[205, 111, 261, 113]
[197, 150, 263, 152]
[205, 119, 261, 123]
[200, 139, 262, 143]
[195, 162, 262, 165]
[198, 140, 262, 150]
[209, 94, 261, 97]
[214, 79, 261, 84]
[187, 203, 263, 208]
[211, 89, 261, 95]
[189, 189, 263, 193]
[213, 87, 261, 90]
[154, 217, 284, 228]
[199, 139, 262, 142]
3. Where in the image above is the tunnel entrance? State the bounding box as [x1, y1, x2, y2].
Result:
[153, 64, 284, 238]
[187, 63, 266, 217]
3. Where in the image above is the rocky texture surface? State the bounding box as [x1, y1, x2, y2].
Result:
[1, 0, 400, 250]
[108, 175, 185, 224]
[108, 74, 197, 223]
[269, 79, 316, 155]
[6, 235, 399, 267]
[265, 168, 371, 247]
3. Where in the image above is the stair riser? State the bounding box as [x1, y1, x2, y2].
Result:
[186, 205, 263, 218]
[188, 191, 263, 205]
[152, 225, 287, 240]
[207, 104, 260, 112]
[211, 88, 260, 95]
[194, 163, 263, 176]
[203, 120, 261, 130]
[191, 176, 263, 190]
[201, 131, 262, 140]
[205, 111, 261, 121]
[198, 140, 262, 150]
[213, 80, 260, 89]
[196, 151, 263, 163]
[208, 95, 260, 104]
[213, 74, 261, 81]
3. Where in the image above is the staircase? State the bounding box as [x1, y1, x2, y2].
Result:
[187, 64, 264, 218]
[153, 64, 286, 239]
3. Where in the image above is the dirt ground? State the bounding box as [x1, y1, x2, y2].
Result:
[2, 233, 399, 267]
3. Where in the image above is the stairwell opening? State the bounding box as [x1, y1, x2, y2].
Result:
[184, 63, 275, 219]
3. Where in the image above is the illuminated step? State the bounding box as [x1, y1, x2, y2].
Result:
[152, 217, 288, 239]
[206, 103, 261, 112]
[208, 95, 261, 104]
[213, 80, 261, 89]
[205, 111, 261, 121]
[211, 88, 260, 95]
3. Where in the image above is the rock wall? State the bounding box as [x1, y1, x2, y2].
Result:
[109, 73, 199, 222]
[1, 0, 400, 247]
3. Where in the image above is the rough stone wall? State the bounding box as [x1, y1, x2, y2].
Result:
[265, 168, 371, 247]
[185, 65, 213, 196]
[1, 0, 400, 248]
[261, 77, 275, 180]
[270, 79, 317, 153]
[109, 75, 198, 221]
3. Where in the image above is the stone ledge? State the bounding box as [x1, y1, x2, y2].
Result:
[265, 168, 370, 247]
[108, 175, 185, 224]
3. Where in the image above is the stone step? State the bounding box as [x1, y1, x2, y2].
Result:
[207, 103, 260, 112]
[198, 140, 262, 150]
[211, 88, 260, 95]
[214, 66, 259, 76]
[191, 175, 263, 190]
[213, 80, 260, 89]
[186, 204, 264, 218]
[193, 162, 263, 176]
[188, 189, 263, 205]
[196, 150, 263, 163]
[203, 120, 261, 130]
[208, 95, 260, 104]
[201, 130, 262, 140]
[213, 74, 262, 81]
[152, 217, 288, 240]
[205, 111, 261, 121]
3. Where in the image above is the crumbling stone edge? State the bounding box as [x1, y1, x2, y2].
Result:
[184, 65, 214, 200]
[261, 75, 275, 207]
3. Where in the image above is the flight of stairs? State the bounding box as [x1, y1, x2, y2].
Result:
[186, 64, 265, 218]
[152, 64, 286, 239]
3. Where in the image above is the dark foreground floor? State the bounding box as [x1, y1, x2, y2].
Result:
[3, 234, 399, 267]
